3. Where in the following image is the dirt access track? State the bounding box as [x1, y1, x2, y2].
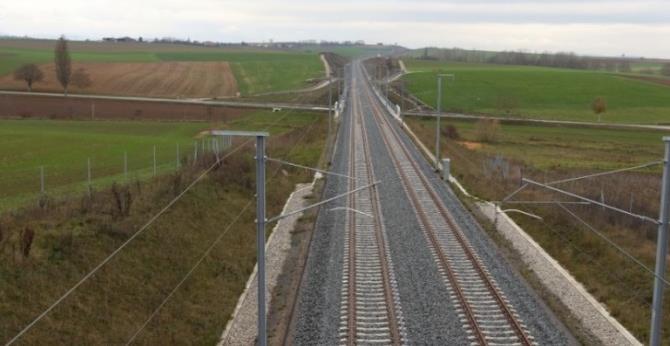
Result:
[0, 62, 238, 98]
[0, 94, 250, 122]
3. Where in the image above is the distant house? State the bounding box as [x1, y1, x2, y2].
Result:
[101, 36, 137, 43]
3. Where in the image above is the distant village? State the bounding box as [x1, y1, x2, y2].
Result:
[100, 36, 392, 49]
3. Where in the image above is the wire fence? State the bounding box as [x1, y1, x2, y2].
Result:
[0, 136, 233, 211]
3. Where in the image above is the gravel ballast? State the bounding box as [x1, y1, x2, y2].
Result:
[400, 104, 641, 345]
[292, 63, 576, 345]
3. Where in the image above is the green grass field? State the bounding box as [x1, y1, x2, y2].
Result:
[0, 40, 324, 95]
[631, 61, 665, 74]
[403, 60, 670, 124]
[0, 110, 321, 209]
[423, 118, 664, 171]
[155, 51, 323, 94]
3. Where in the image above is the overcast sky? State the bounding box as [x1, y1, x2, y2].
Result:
[1, 0, 668, 58]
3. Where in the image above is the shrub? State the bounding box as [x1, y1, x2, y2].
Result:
[475, 118, 501, 143]
[442, 124, 460, 139]
[21, 227, 35, 258]
[592, 96, 607, 122]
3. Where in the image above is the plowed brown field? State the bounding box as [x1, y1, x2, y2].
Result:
[0, 62, 238, 98]
[0, 94, 248, 122]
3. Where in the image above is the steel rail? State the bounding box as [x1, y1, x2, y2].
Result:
[345, 80, 358, 345]
[361, 66, 532, 346]
[341, 73, 403, 345]
[357, 84, 403, 345]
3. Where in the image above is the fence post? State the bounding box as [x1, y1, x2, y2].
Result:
[40, 166, 45, 194]
[193, 141, 198, 164]
[176, 143, 180, 169]
[153, 146, 157, 176]
[124, 151, 128, 179]
[650, 137, 670, 346]
[87, 158, 92, 196]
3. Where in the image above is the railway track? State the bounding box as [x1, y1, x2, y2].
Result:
[337, 75, 406, 345]
[357, 63, 536, 346]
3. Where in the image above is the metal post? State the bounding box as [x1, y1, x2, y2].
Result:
[435, 76, 442, 168]
[153, 146, 157, 176]
[650, 137, 670, 346]
[124, 151, 128, 179]
[328, 76, 333, 139]
[385, 67, 389, 100]
[337, 68, 341, 98]
[401, 80, 405, 113]
[40, 166, 45, 194]
[255, 135, 267, 346]
[194, 141, 198, 163]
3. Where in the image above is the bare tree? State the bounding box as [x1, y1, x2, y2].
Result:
[592, 96, 607, 122]
[54, 36, 72, 95]
[71, 68, 92, 89]
[475, 118, 501, 143]
[13, 64, 44, 91]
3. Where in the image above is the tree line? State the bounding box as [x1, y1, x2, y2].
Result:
[13, 36, 91, 94]
[418, 47, 670, 75]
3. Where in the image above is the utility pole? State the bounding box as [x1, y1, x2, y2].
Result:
[337, 68, 341, 99]
[210, 130, 269, 346]
[650, 136, 670, 346]
[385, 66, 389, 100]
[255, 134, 267, 346]
[400, 80, 405, 114]
[328, 75, 333, 139]
[435, 75, 443, 169]
[434, 74, 454, 170]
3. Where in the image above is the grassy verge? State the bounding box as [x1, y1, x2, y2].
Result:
[402, 60, 670, 124]
[0, 111, 327, 344]
[405, 116, 669, 343]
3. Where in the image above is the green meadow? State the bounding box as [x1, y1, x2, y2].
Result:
[0, 110, 322, 209]
[403, 60, 670, 124]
